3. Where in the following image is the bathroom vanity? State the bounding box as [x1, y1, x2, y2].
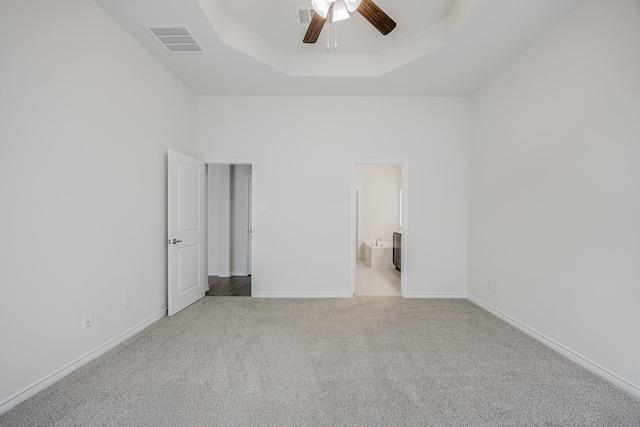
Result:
[393, 231, 401, 271]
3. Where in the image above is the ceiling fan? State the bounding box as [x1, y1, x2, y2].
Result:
[303, 0, 396, 44]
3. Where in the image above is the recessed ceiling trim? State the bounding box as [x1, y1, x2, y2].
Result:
[145, 25, 204, 53]
[214, 0, 475, 78]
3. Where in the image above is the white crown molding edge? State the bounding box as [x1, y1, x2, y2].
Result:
[196, 0, 478, 78]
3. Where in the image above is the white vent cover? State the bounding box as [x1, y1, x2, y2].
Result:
[146, 26, 203, 53]
[296, 7, 316, 26]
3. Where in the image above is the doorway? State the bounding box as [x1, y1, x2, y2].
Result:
[351, 161, 407, 297]
[206, 163, 253, 297]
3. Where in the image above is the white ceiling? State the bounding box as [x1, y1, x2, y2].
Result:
[217, 0, 456, 55]
[94, 0, 585, 96]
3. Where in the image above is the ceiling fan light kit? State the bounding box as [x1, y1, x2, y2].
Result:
[332, 1, 350, 22]
[311, 0, 330, 19]
[304, 0, 395, 45]
[310, 0, 359, 21]
[345, 0, 362, 13]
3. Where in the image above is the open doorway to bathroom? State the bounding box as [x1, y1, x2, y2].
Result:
[352, 162, 405, 296]
[206, 163, 253, 296]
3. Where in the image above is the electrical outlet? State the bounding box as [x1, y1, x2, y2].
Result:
[124, 296, 132, 311]
[307, 270, 313, 279]
[488, 279, 494, 291]
[83, 312, 93, 328]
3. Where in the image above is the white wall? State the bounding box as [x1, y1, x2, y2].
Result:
[0, 0, 196, 410]
[207, 164, 220, 275]
[468, 0, 640, 394]
[356, 164, 402, 257]
[217, 164, 232, 276]
[196, 97, 469, 297]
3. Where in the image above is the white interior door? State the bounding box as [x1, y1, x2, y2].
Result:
[168, 149, 205, 316]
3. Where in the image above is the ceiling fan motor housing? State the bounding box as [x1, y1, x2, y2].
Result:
[305, 0, 395, 44]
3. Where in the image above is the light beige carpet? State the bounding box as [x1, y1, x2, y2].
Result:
[1, 297, 639, 426]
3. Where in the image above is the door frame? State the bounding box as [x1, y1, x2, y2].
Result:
[245, 174, 252, 276]
[204, 159, 255, 297]
[350, 160, 408, 297]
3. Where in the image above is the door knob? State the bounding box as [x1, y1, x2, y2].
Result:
[172, 239, 182, 244]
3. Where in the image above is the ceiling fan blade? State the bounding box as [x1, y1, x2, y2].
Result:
[357, 0, 396, 35]
[303, 5, 332, 44]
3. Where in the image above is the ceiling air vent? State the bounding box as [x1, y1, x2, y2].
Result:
[146, 25, 203, 53]
[296, 7, 316, 26]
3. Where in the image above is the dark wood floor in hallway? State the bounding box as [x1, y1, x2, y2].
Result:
[206, 276, 251, 296]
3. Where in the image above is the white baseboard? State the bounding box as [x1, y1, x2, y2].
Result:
[209, 272, 248, 278]
[467, 294, 640, 399]
[252, 292, 467, 299]
[0, 310, 167, 415]
[7, 293, 637, 417]
[405, 292, 467, 299]
[253, 292, 351, 298]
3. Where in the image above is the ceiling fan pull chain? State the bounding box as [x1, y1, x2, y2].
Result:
[326, 21, 330, 51]
[335, 21, 338, 50]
